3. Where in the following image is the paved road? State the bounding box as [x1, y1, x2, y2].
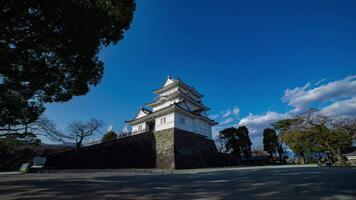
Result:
[0, 166, 355, 200]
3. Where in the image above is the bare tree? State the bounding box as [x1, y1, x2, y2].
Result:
[66, 119, 104, 149]
[0, 116, 67, 142]
[29, 117, 69, 142]
[331, 118, 356, 139]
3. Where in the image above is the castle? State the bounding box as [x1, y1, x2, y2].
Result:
[46, 77, 227, 170]
[126, 76, 217, 139]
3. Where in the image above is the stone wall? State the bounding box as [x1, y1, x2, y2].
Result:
[45, 132, 156, 169]
[154, 129, 175, 169]
[173, 129, 239, 169]
[45, 129, 239, 169]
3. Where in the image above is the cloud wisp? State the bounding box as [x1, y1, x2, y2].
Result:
[283, 75, 356, 113]
[210, 106, 241, 138]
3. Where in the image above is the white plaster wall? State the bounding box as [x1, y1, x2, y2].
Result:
[132, 122, 147, 134]
[152, 98, 181, 112]
[155, 113, 175, 131]
[174, 112, 212, 139]
[196, 120, 212, 139]
[174, 112, 194, 133]
[136, 110, 147, 119]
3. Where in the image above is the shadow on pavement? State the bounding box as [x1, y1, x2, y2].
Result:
[0, 167, 355, 200]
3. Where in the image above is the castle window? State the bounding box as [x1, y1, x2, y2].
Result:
[180, 117, 185, 124]
[138, 125, 143, 131]
[160, 117, 166, 124]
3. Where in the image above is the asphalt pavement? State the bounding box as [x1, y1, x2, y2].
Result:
[0, 166, 355, 200]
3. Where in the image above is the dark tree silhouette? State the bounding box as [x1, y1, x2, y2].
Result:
[0, 0, 135, 134]
[219, 127, 241, 158]
[236, 126, 252, 162]
[218, 126, 252, 162]
[263, 128, 278, 161]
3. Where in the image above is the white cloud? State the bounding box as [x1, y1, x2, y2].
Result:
[320, 97, 356, 117]
[235, 111, 289, 147]
[209, 114, 219, 120]
[221, 106, 240, 118]
[282, 75, 356, 113]
[314, 78, 326, 86]
[232, 107, 240, 115]
[212, 75, 356, 147]
[107, 125, 113, 132]
[220, 117, 234, 125]
[222, 110, 232, 118]
[238, 111, 288, 137]
[210, 106, 241, 139]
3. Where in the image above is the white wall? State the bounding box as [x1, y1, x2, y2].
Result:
[154, 113, 175, 131]
[132, 112, 212, 139]
[174, 112, 194, 133]
[174, 112, 212, 139]
[132, 122, 147, 134]
[136, 110, 147, 119]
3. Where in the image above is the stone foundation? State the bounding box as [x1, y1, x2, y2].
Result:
[153, 128, 228, 169]
[45, 132, 156, 169]
[154, 129, 175, 169]
[45, 129, 239, 169]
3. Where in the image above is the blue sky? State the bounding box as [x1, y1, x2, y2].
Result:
[45, 0, 356, 146]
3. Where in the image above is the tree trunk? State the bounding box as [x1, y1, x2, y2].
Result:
[300, 151, 305, 165]
[268, 151, 273, 164]
[334, 151, 348, 166]
[278, 145, 284, 164]
[76, 136, 84, 149]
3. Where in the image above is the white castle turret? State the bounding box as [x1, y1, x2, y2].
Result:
[126, 76, 217, 139]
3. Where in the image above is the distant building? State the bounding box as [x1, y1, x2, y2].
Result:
[345, 150, 356, 166]
[126, 76, 217, 139]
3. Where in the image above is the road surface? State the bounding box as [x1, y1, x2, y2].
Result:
[0, 166, 355, 200]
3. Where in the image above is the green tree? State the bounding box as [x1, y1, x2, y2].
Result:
[277, 111, 353, 166]
[102, 131, 118, 143]
[0, 0, 135, 135]
[263, 128, 278, 161]
[271, 119, 298, 164]
[282, 130, 315, 164]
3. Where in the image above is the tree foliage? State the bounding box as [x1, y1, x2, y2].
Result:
[237, 126, 252, 160]
[101, 131, 118, 143]
[270, 119, 299, 163]
[277, 110, 353, 166]
[0, 0, 135, 132]
[0, 132, 41, 154]
[262, 128, 278, 157]
[218, 126, 252, 160]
